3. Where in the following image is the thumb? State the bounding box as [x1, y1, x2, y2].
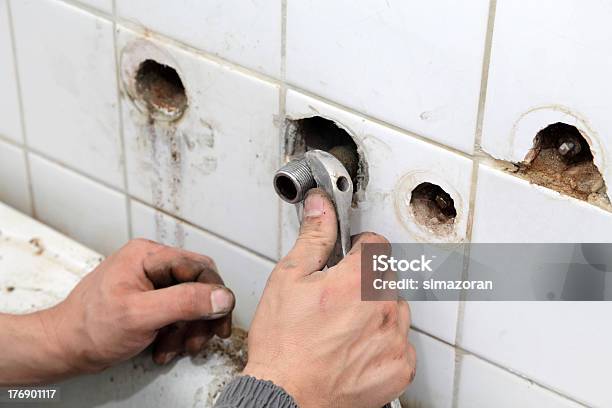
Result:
[134, 283, 235, 330]
[282, 188, 338, 277]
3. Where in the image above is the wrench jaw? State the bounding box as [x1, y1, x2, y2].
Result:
[275, 149, 353, 268]
[305, 150, 353, 268]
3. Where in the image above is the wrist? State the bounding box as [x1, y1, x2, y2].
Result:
[0, 309, 73, 385]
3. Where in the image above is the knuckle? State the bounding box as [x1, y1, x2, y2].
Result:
[379, 302, 399, 330]
[127, 237, 156, 250]
[401, 362, 416, 387]
[399, 300, 411, 326]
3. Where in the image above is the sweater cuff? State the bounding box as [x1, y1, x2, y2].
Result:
[214, 375, 299, 408]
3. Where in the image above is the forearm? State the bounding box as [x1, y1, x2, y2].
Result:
[0, 309, 71, 385]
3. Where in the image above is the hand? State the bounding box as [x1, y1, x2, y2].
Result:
[243, 189, 416, 408]
[0, 239, 235, 384]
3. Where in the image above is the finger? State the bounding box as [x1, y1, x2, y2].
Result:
[184, 321, 214, 356]
[153, 322, 188, 365]
[406, 341, 417, 383]
[279, 188, 338, 278]
[349, 231, 391, 255]
[135, 283, 235, 330]
[398, 301, 411, 334]
[211, 313, 232, 338]
[143, 247, 222, 288]
[338, 232, 390, 283]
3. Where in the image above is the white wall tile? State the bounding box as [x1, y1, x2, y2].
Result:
[29, 154, 128, 256]
[130, 200, 274, 329]
[465, 165, 612, 407]
[116, 0, 281, 78]
[482, 0, 612, 200]
[0, 0, 22, 144]
[472, 165, 612, 243]
[284, 90, 473, 343]
[286, 0, 490, 153]
[401, 331, 455, 408]
[118, 27, 280, 259]
[11, 0, 123, 188]
[457, 354, 583, 408]
[460, 302, 611, 407]
[0, 140, 30, 214]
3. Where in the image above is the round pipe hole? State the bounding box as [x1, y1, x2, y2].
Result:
[409, 182, 456, 235]
[135, 59, 187, 121]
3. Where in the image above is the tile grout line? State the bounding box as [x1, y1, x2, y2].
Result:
[110, 0, 133, 240]
[5, 0, 36, 218]
[412, 326, 589, 407]
[451, 0, 498, 406]
[11, 143, 278, 264]
[276, 0, 288, 260]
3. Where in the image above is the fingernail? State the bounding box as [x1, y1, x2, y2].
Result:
[304, 192, 325, 218]
[211, 288, 234, 314]
[163, 351, 177, 364]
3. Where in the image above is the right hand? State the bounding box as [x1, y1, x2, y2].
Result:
[243, 188, 416, 408]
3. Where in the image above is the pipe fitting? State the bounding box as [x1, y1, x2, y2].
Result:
[273, 158, 316, 204]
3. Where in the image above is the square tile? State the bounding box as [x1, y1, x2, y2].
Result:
[460, 302, 611, 407]
[0, 140, 30, 214]
[11, 0, 123, 188]
[481, 0, 612, 199]
[401, 330, 455, 408]
[457, 354, 583, 408]
[29, 153, 128, 255]
[131, 200, 274, 328]
[464, 165, 612, 406]
[117, 0, 281, 78]
[0, 0, 22, 143]
[472, 165, 612, 243]
[286, 0, 490, 153]
[118, 27, 280, 259]
[283, 90, 474, 343]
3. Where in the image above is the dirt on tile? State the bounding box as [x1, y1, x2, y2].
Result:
[204, 327, 249, 406]
[28, 237, 45, 255]
[515, 123, 608, 206]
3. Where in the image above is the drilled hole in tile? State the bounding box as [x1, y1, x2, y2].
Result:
[517, 122, 607, 203]
[410, 182, 456, 236]
[285, 116, 367, 204]
[135, 59, 187, 121]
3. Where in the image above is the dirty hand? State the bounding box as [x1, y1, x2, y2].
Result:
[0, 240, 235, 384]
[243, 188, 416, 408]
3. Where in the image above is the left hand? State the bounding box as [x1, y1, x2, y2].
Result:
[41, 239, 235, 375]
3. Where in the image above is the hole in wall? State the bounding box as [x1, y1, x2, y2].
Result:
[517, 122, 607, 202]
[409, 182, 457, 236]
[284, 116, 367, 204]
[135, 59, 187, 121]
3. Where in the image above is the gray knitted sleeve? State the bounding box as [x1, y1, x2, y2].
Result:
[213, 376, 299, 408]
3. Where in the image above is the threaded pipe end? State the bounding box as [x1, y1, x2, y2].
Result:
[274, 158, 316, 203]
